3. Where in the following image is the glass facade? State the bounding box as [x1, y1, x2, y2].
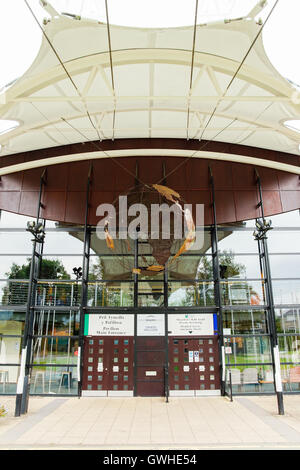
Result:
[0, 209, 300, 398]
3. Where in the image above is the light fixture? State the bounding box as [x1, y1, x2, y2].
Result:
[0, 120, 19, 136]
[73, 267, 83, 280]
[284, 120, 300, 133]
[253, 218, 272, 240]
[26, 220, 45, 243]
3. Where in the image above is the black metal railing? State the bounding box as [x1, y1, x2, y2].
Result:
[164, 365, 169, 403]
[225, 369, 233, 402]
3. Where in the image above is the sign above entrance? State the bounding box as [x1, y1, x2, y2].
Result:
[137, 314, 165, 336]
[84, 314, 134, 336]
[168, 314, 215, 336]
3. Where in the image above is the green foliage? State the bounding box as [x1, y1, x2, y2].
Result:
[0, 405, 7, 417]
[5, 258, 70, 280]
[197, 250, 245, 280]
[3, 259, 71, 305]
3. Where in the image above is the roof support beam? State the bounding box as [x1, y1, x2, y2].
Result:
[11, 95, 290, 103]
[0, 148, 299, 177]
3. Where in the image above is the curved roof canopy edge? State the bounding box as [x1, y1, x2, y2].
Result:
[0, 145, 300, 177]
[1, 1, 300, 167]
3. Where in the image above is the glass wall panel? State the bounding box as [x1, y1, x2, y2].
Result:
[272, 280, 300, 305]
[42, 231, 84, 254]
[269, 254, 300, 278]
[138, 294, 164, 307]
[218, 254, 262, 279]
[0, 211, 35, 228]
[221, 280, 266, 306]
[0, 255, 33, 279]
[32, 337, 79, 366]
[278, 335, 300, 364]
[224, 335, 272, 365]
[87, 281, 134, 307]
[0, 280, 29, 306]
[275, 308, 300, 334]
[269, 210, 300, 228]
[89, 254, 134, 281]
[40, 256, 83, 280]
[30, 365, 78, 395]
[168, 281, 215, 307]
[225, 364, 275, 394]
[33, 310, 80, 337]
[0, 231, 33, 254]
[0, 335, 22, 364]
[217, 230, 259, 254]
[223, 310, 268, 334]
[35, 281, 81, 307]
[280, 364, 300, 391]
[0, 365, 20, 394]
[0, 311, 26, 328]
[268, 231, 300, 253]
[195, 256, 213, 280]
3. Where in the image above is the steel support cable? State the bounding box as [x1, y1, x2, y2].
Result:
[104, 0, 116, 141]
[187, 0, 199, 140]
[154, 0, 280, 186]
[30, 102, 74, 145]
[234, 102, 274, 144]
[24, 0, 149, 188]
[198, 0, 279, 142]
[59, 117, 151, 188]
[24, 0, 101, 140]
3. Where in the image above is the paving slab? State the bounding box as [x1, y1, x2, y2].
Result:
[1, 395, 300, 449]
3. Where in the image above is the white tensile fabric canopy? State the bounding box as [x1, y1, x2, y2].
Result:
[0, 0, 300, 176]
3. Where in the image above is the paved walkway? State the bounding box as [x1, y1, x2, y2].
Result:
[1, 395, 300, 449]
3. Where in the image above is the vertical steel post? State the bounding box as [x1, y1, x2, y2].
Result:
[78, 165, 92, 398]
[15, 169, 46, 417]
[133, 161, 140, 397]
[209, 167, 225, 396]
[255, 169, 284, 415]
[164, 265, 169, 402]
[133, 237, 138, 396]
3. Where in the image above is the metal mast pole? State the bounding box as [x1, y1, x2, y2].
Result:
[255, 169, 284, 415]
[209, 166, 225, 396]
[78, 165, 92, 398]
[15, 169, 47, 416]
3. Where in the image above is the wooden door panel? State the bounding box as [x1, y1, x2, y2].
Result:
[136, 336, 165, 397]
[168, 336, 220, 393]
[82, 336, 133, 393]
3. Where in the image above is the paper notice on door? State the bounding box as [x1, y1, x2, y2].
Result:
[97, 363, 103, 372]
[113, 366, 119, 372]
[194, 351, 199, 362]
[183, 366, 190, 372]
[199, 365, 205, 372]
[188, 351, 194, 363]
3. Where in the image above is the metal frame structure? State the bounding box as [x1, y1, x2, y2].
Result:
[254, 168, 284, 415]
[209, 166, 225, 396]
[0, 165, 296, 415]
[15, 169, 47, 416]
[78, 165, 93, 398]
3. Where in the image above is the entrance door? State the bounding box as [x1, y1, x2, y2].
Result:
[82, 336, 134, 396]
[168, 336, 220, 395]
[135, 336, 165, 396]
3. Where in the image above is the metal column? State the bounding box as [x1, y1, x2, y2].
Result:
[164, 265, 169, 402]
[209, 166, 225, 396]
[133, 237, 138, 396]
[15, 169, 47, 416]
[255, 169, 284, 415]
[78, 165, 92, 398]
